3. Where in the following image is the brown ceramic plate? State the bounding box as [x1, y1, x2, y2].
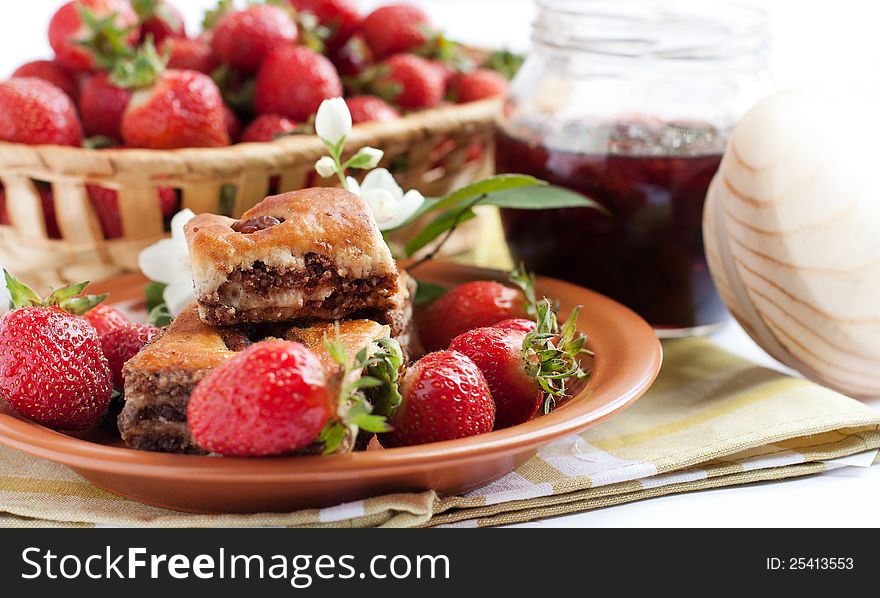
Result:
[0, 262, 661, 513]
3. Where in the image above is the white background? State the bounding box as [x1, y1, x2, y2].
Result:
[2, 0, 880, 527]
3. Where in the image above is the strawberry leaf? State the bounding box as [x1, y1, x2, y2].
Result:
[75, 4, 139, 70]
[110, 36, 169, 89]
[509, 264, 538, 316]
[318, 422, 347, 455]
[486, 49, 525, 80]
[4, 270, 43, 309]
[351, 414, 391, 434]
[202, 0, 234, 30]
[4, 270, 107, 314]
[322, 327, 401, 450]
[522, 299, 591, 414]
[59, 294, 109, 316]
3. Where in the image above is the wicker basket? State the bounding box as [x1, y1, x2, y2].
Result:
[0, 98, 500, 289]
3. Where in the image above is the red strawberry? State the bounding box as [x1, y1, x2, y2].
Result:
[449, 301, 589, 429]
[419, 281, 528, 352]
[100, 322, 159, 389]
[376, 54, 444, 110]
[187, 340, 332, 456]
[35, 184, 62, 239]
[0, 187, 8, 226]
[255, 46, 342, 120]
[83, 303, 129, 336]
[134, 0, 186, 46]
[48, 0, 140, 72]
[379, 350, 494, 448]
[79, 72, 131, 140]
[0, 78, 83, 147]
[449, 327, 539, 428]
[12, 60, 80, 102]
[331, 33, 372, 77]
[87, 184, 177, 238]
[121, 69, 230, 149]
[162, 36, 219, 74]
[2, 183, 62, 238]
[362, 4, 432, 60]
[240, 114, 296, 142]
[290, 0, 361, 51]
[212, 5, 298, 74]
[495, 318, 537, 334]
[456, 68, 509, 103]
[224, 106, 242, 143]
[430, 59, 456, 92]
[0, 273, 113, 430]
[346, 95, 400, 125]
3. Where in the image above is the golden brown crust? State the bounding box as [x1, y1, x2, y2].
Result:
[185, 188, 399, 325]
[284, 320, 388, 375]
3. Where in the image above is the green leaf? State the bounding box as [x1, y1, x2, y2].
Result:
[147, 304, 172, 327]
[202, 0, 234, 30]
[3, 271, 105, 314]
[218, 184, 238, 216]
[4, 270, 45, 309]
[352, 414, 391, 434]
[318, 422, 347, 455]
[480, 185, 606, 212]
[413, 280, 447, 305]
[145, 282, 167, 312]
[45, 281, 89, 305]
[486, 49, 525, 80]
[404, 207, 477, 256]
[430, 174, 545, 214]
[84, 135, 117, 149]
[59, 294, 108, 315]
[109, 37, 168, 89]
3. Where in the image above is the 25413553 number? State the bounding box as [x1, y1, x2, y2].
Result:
[788, 557, 854, 570]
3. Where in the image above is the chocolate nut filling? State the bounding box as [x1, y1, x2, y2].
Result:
[231, 215, 284, 234]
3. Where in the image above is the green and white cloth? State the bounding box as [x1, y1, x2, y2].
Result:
[1, 338, 878, 528]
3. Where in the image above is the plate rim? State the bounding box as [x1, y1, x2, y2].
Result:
[0, 262, 662, 482]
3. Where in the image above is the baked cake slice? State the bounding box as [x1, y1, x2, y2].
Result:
[185, 187, 400, 326]
[120, 304, 404, 454]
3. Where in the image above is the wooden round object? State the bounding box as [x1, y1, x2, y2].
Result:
[704, 89, 880, 397]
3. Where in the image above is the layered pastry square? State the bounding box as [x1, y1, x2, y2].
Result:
[185, 188, 401, 326]
[120, 304, 408, 454]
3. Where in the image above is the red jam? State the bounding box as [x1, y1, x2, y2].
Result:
[496, 121, 727, 332]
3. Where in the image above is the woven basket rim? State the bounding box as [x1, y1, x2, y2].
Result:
[0, 98, 502, 171]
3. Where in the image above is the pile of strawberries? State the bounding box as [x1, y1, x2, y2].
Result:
[0, 0, 510, 240]
[0, 268, 588, 456]
[378, 275, 589, 448]
[0, 272, 157, 430]
[185, 272, 589, 455]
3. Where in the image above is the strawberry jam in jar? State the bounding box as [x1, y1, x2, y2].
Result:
[496, 0, 772, 336]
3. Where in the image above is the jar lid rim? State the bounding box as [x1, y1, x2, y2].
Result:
[533, 0, 770, 61]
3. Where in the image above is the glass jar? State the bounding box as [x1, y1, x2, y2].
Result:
[496, 0, 772, 336]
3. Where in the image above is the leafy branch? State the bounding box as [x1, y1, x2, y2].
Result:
[388, 174, 606, 262]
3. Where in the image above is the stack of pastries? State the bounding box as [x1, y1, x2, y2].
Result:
[120, 188, 414, 454]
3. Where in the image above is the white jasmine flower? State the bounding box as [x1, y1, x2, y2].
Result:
[346, 168, 425, 230]
[138, 209, 196, 317]
[315, 155, 338, 178]
[315, 97, 351, 145]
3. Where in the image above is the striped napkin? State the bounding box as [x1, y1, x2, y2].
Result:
[1, 337, 878, 528]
